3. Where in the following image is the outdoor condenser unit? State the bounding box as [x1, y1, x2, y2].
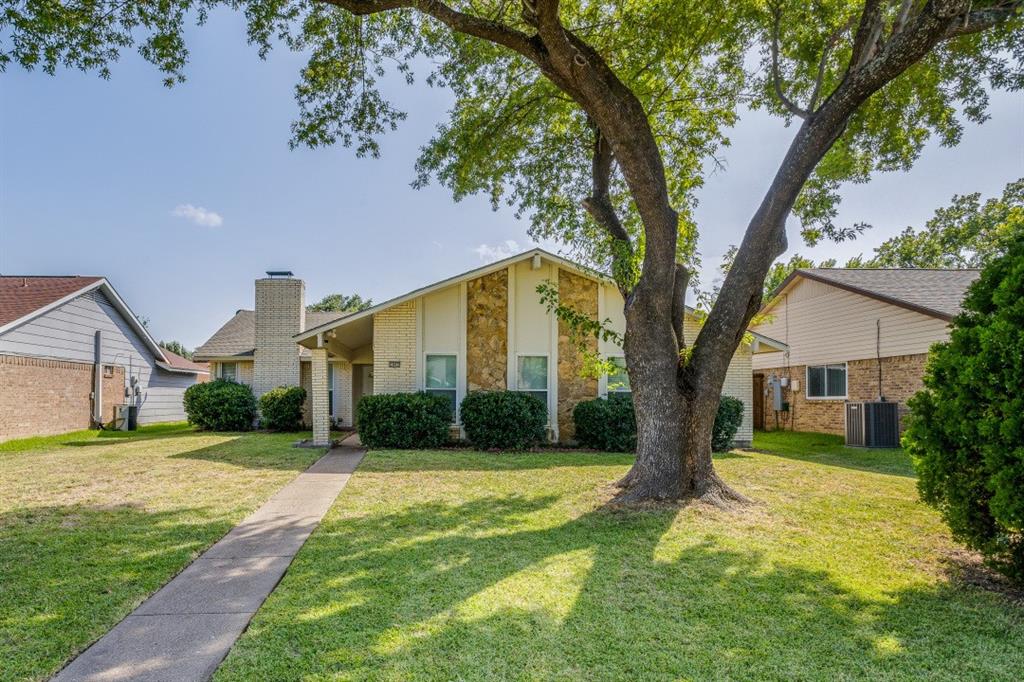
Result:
[845, 401, 900, 448]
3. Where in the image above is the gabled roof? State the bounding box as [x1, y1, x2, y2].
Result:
[0, 275, 171, 363]
[157, 348, 210, 375]
[765, 268, 981, 321]
[294, 248, 787, 353]
[194, 309, 348, 360]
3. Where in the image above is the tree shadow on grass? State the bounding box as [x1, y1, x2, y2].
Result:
[219, 492, 1024, 681]
[0, 503, 235, 681]
[167, 435, 323, 472]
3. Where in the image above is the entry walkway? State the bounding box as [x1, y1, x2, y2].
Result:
[54, 439, 365, 682]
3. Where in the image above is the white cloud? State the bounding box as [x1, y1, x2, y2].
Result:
[473, 239, 521, 263]
[172, 204, 223, 227]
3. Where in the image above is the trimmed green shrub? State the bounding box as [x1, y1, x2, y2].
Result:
[460, 391, 548, 450]
[573, 393, 636, 452]
[356, 392, 452, 449]
[711, 395, 745, 452]
[906, 236, 1024, 584]
[183, 379, 257, 431]
[573, 393, 744, 452]
[259, 386, 307, 431]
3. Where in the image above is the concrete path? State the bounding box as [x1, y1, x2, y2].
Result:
[53, 441, 365, 682]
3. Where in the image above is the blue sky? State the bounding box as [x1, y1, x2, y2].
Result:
[1, 9, 1021, 349]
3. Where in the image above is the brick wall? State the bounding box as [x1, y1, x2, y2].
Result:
[557, 269, 599, 442]
[756, 353, 929, 435]
[0, 354, 125, 441]
[254, 277, 304, 397]
[372, 301, 417, 393]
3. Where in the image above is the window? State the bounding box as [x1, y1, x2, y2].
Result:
[517, 355, 548, 408]
[607, 356, 631, 393]
[425, 354, 457, 420]
[328, 364, 335, 417]
[806, 364, 847, 398]
[219, 362, 237, 382]
[103, 365, 115, 378]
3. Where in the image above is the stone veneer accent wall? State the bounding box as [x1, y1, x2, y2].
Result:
[466, 270, 508, 391]
[373, 301, 417, 394]
[757, 352, 929, 436]
[557, 269, 599, 441]
[0, 354, 124, 441]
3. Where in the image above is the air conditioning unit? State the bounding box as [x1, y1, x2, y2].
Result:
[845, 401, 900, 448]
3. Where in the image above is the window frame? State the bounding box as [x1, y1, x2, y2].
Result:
[424, 353, 458, 423]
[606, 355, 631, 394]
[516, 353, 550, 414]
[805, 362, 848, 400]
[219, 362, 237, 382]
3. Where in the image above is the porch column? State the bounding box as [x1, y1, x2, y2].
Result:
[311, 347, 331, 447]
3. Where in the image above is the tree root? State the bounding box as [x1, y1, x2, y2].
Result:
[610, 473, 753, 510]
[694, 474, 753, 510]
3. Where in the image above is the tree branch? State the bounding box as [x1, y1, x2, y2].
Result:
[769, 5, 810, 119]
[809, 16, 855, 112]
[582, 127, 630, 242]
[942, 2, 1024, 39]
[671, 262, 690, 355]
[850, 0, 885, 70]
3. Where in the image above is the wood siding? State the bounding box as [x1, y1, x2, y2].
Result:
[0, 289, 197, 424]
[751, 278, 951, 370]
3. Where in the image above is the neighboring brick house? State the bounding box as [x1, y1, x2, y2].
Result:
[0, 276, 209, 442]
[197, 249, 785, 447]
[749, 268, 980, 436]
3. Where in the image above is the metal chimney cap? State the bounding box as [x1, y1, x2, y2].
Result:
[265, 270, 294, 278]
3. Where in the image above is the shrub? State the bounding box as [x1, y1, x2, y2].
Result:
[183, 379, 257, 431]
[460, 391, 548, 450]
[356, 392, 452, 449]
[259, 386, 307, 431]
[573, 393, 744, 452]
[573, 393, 636, 452]
[711, 396, 745, 452]
[906, 237, 1024, 584]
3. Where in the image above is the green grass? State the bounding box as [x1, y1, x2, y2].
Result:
[216, 437, 1022, 681]
[0, 425, 324, 681]
[752, 429, 913, 476]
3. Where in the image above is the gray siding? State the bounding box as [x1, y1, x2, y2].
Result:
[0, 289, 197, 423]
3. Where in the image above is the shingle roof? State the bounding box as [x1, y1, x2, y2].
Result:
[159, 348, 210, 374]
[794, 268, 981, 320]
[0, 275, 103, 327]
[194, 310, 348, 359]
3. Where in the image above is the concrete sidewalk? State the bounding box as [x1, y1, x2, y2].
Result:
[53, 441, 365, 682]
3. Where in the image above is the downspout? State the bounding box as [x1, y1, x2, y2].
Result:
[92, 331, 103, 428]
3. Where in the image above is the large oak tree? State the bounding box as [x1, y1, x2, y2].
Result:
[5, 0, 1020, 504]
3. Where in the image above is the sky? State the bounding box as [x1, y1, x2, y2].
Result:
[1, 9, 1022, 349]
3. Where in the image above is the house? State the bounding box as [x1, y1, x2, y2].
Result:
[0, 276, 209, 442]
[749, 268, 981, 436]
[195, 249, 786, 447]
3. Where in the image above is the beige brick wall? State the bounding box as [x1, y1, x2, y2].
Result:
[335, 360, 353, 426]
[757, 353, 928, 436]
[373, 301, 417, 394]
[254, 277, 304, 397]
[311, 348, 331, 445]
[0, 354, 124, 441]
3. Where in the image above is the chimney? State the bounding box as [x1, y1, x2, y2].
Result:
[253, 271, 305, 397]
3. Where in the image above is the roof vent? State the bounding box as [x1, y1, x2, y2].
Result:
[265, 270, 294, 278]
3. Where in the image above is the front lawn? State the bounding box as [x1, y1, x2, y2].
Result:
[217, 436, 1023, 681]
[0, 424, 324, 682]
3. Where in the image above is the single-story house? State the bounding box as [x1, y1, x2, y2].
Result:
[749, 268, 981, 436]
[0, 276, 209, 442]
[195, 249, 786, 447]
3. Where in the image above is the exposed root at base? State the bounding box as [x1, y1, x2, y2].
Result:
[610, 475, 754, 510]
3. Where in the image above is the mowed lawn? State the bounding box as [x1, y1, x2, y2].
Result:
[0, 424, 323, 682]
[217, 434, 1023, 681]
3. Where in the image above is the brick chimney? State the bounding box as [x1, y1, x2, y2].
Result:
[253, 271, 305, 397]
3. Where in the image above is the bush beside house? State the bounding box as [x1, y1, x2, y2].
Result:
[259, 386, 307, 431]
[183, 380, 257, 431]
[573, 393, 745, 453]
[460, 391, 548, 450]
[356, 392, 452, 449]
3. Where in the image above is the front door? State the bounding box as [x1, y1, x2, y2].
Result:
[353, 364, 374, 424]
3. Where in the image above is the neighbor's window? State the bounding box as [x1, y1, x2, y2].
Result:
[517, 355, 549, 408]
[607, 356, 631, 393]
[425, 354, 457, 420]
[806, 364, 846, 398]
[220, 362, 237, 382]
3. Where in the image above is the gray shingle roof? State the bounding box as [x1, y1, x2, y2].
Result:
[798, 268, 981, 319]
[194, 310, 347, 359]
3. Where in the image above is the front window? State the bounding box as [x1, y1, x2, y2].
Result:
[220, 362, 237, 382]
[517, 355, 548, 408]
[425, 354, 457, 420]
[607, 356, 631, 393]
[807, 364, 846, 398]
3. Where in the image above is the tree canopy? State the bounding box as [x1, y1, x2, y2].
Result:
[159, 340, 194, 359]
[307, 292, 373, 313]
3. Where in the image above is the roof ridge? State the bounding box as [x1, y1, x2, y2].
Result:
[806, 267, 981, 272]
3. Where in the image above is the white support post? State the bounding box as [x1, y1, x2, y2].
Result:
[311, 347, 331, 447]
